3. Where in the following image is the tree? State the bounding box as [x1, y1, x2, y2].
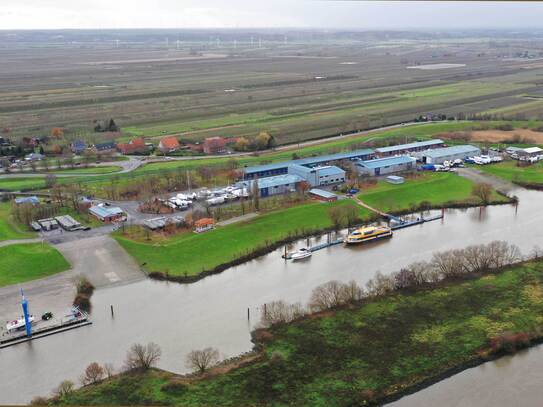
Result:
[343, 203, 359, 228]
[124, 342, 162, 371]
[51, 127, 64, 138]
[255, 131, 271, 150]
[327, 206, 343, 230]
[234, 137, 250, 151]
[472, 183, 492, 204]
[252, 179, 260, 211]
[185, 347, 220, 373]
[45, 174, 57, 189]
[297, 180, 310, 199]
[81, 362, 105, 385]
[53, 380, 75, 398]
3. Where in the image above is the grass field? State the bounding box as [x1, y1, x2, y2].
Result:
[358, 172, 510, 213]
[48, 166, 123, 175]
[0, 202, 34, 241]
[115, 199, 372, 277]
[0, 243, 70, 287]
[55, 260, 543, 406]
[478, 161, 543, 186]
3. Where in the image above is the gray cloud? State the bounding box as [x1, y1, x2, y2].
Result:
[0, 1, 542, 30]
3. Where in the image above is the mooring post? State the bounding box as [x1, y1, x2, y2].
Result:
[110, 305, 114, 318]
[247, 307, 250, 320]
[284, 245, 287, 259]
[263, 303, 267, 319]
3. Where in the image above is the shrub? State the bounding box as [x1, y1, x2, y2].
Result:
[124, 342, 162, 371]
[489, 332, 530, 354]
[160, 380, 187, 395]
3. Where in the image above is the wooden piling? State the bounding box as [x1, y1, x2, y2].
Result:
[110, 305, 114, 317]
[247, 308, 250, 320]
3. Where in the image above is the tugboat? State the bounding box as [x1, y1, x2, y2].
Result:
[345, 226, 392, 245]
[290, 247, 312, 261]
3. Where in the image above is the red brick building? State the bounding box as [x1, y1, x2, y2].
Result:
[158, 136, 181, 154]
[203, 137, 227, 155]
[117, 138, 147, 155]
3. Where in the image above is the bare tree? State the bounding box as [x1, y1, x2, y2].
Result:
[472, 183, 492, 204]
[80, 362, 104, 385]
[53, 380, 75, 398]
[45, 173, 57, 189]
[185, 347, 220, 373]
[103, 363, 115, 379]
[124, 342, 162, 371]
[260, 300, 305, 327]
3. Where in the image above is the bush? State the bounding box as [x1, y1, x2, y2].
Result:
[160, 380, 187, 395]
[490, 332, 530, 354]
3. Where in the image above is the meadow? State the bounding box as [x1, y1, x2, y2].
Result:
[0, 243, 70, 287]
[478, 160, 543, 187]
[0, 202, 35, 241]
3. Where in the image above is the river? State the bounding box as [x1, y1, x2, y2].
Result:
[1, 189, 543, 404]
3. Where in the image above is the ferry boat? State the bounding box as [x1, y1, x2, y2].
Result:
[290, 247, 312, 260]
[345, 226, 392, 244]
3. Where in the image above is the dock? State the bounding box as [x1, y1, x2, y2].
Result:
[1, 313, 91, 349]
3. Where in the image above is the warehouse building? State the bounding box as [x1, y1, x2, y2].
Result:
[356, 156, 416, 176]
[418, 145, 481, 164]
[237, 174, 302, 197]
[288, 164, 346, 187]
[375, 139, 444, 157]
[242, 149, 374, 180]
[517, 147, 543, 159]
[309, 188, 339, 202]
[89, 205, 126, 222]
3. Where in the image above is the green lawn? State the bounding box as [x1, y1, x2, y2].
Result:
[358, 172, 510, 213]
[0, 202, 34, 241]
[478, 161, 543, 186]
[56, 261, 543, 406]
[115, 200, 372, 277]
[0, 243, 70, 287]
[48, 166, 122, 175]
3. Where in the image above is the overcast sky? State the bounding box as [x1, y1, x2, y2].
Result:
[1, 1, 543, 30]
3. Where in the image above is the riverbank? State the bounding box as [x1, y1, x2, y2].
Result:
[51, 257, 543, 406]
[477, 160, 543, 190]
[115, 172, 512, 284]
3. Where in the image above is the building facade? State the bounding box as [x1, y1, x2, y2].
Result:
[418, 145, 481, 164]
[288, 164, 345, 187]
[375, 139, 444, 157]
[356, 156, 416, 176]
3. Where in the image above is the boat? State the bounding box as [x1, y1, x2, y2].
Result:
[345, 226, 392, 244]
[290, 248, 312, 260]
[6, 315, 35, 333]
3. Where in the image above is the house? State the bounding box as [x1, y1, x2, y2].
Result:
[89, 205, 125, 222]
[309, 188, 338, 202]
[15, 196, 40, 205]
[93, 142, 117, 155]
[203, 137, 227, 155]
[158, 136, 180, 154]
[356, 156, 416, 176]
[417, 145, 481, 165]
[71, 140, 87, 155]
[288, 164, 346, 187]
[237, 174, 302, 197]
[194, 218, 215, 233]
[375, 139, 445, 157]
[117, 138, 147, 155]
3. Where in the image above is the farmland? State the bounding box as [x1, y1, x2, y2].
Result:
[4, 30, 543, 149]
[54, 259, 543, 406]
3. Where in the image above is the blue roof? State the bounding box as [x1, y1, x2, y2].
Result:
[357, 156, 416, 169]
[314, 165, 346, 176]
[89, 205, 124, 218]
[15, 196, 39, 205]
[423, 145, 480, 159]
[257, 174, 302, 188]
[376, 139, 443, 154]
[243, 149, 374, 175]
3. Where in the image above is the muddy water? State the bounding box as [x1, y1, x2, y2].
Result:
[1, 189, 543, 404]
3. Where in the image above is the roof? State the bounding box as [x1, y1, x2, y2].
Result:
[257, 174, 303, 189]
[243, 148, 374, 175]
[376, 139, 444, 154]
[309, 188, 338, 199]
[522, 147, 543, 154]
[422, 145, 480, 159]
[55, 215, 81, 228]
[386, 175, 405, 181]
[89, 205, 124, 218]
[15, 196, 39, 205]
[357, 156, 416, 169]
[159, 136, 180, 149]
[195, 218, 215, 227]
[95, 142, 117, 151]
[72, 140, 86, 148]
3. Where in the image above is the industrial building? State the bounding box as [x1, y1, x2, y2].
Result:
[375, 139, 444, 157]
[356, 156, 416, 176]
[55, 215, 82, 231]
[288, 164, 345, 187]
[417, 145, 481, 164]
[89, 205, 125, 222]
[309, 188, 339, 202]
[242, 149, 374, 180]
[237, 174, 302, 197]
[517, 147, 543, 159]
